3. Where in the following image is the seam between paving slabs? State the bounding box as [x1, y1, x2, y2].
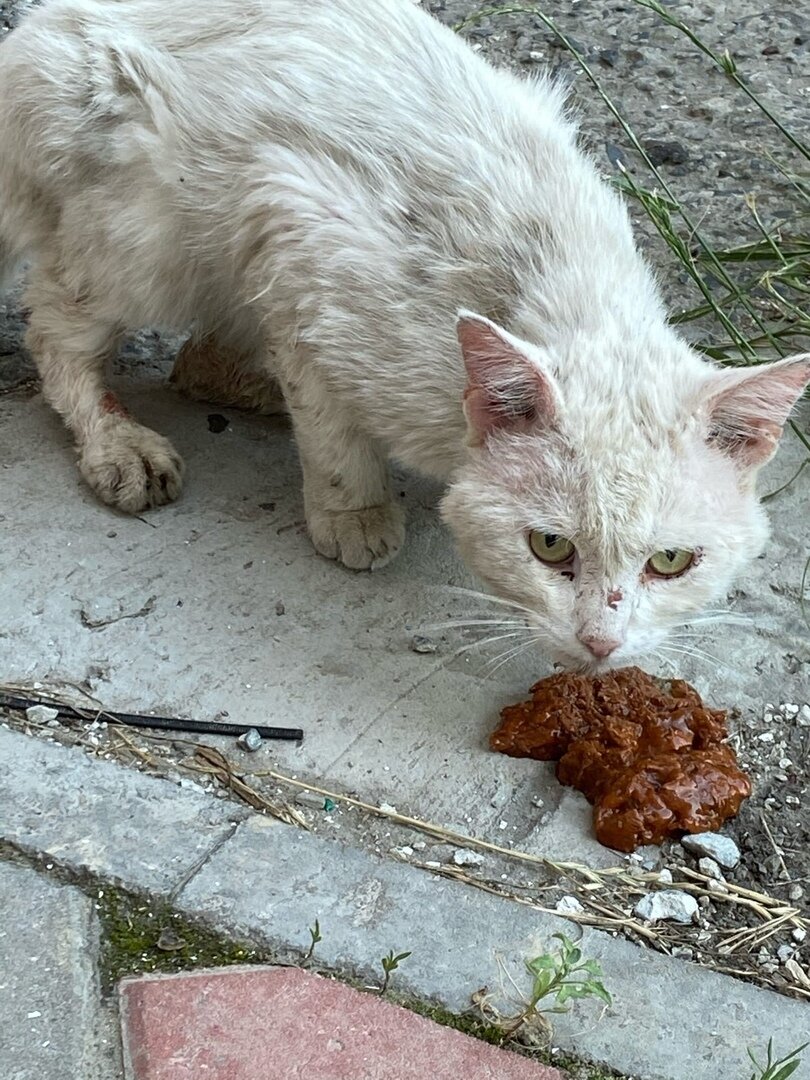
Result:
[1, 726, 808, 1080]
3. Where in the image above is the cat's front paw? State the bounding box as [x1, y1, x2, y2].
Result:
[79, 422, 184, 513]
[307, 501, 405, 570]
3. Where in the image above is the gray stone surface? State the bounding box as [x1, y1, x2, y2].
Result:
[0, 860, 120, 1080]
[176, 814, 810, 1080]
[0, 726, 245, 894]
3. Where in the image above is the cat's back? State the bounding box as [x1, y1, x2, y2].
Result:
[3, 0, 571, 193]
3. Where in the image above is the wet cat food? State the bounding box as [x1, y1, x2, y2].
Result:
[491, 667, 751, 852]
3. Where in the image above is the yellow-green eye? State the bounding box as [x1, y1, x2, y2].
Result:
[647, 549, 695, 578]
[529, 531, 575, 565]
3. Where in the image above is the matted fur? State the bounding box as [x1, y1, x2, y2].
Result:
[0, 0, 807, 668]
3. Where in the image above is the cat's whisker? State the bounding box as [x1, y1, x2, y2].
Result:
[484, 633, 545, 677]
[443, 629, 528, 663]
[656, 641, 734, 673]
[439, 586, 539, 619]
[423, 617, 530, 633]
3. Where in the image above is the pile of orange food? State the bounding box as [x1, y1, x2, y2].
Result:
[490, 667, 751, 852]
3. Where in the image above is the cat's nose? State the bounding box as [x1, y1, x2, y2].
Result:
[578, 634, 621, 659]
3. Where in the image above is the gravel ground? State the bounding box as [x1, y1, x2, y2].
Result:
[1, 0, 808, 1008]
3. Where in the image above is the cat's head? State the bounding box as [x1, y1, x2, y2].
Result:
[440, 312, 810, 672]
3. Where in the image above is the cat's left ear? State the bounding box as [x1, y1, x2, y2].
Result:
[456, 311, 561, 447]
[703, 353, 810, 469]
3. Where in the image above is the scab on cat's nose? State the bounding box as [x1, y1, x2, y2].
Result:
[606, 588, 624, 610]
[578, 635, 622, 659]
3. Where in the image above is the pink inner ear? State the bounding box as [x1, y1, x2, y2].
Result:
[457, 314, 557, 444]
[706, 355, 810, 468]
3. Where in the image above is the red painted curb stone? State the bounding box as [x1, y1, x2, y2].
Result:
[120, 965, 567, 1079]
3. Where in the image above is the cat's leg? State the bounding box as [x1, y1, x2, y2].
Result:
[170, 335, 287, 415]
[277, 350, 405, 570]
[25, 271, 184, 512]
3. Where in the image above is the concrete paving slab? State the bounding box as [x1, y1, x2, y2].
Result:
[0, 860, 120, 1080]
[1, 375, 808, 865]
[119, 966, 563, 1080]
[176, 813, 810, 1080]
[0, 726, 244, 894]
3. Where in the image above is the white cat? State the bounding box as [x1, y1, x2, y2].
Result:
[0, 0, 807, 670]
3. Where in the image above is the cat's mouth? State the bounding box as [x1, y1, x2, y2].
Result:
[552, 651, 628, 675]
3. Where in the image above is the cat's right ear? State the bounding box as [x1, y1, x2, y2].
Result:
[456, 311, 560, 447]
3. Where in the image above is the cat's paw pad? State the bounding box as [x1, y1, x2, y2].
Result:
[307, 502, 405, 570]
[79, 423, 184, 513]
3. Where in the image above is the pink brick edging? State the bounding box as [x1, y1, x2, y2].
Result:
[120, 965, 566, 1079]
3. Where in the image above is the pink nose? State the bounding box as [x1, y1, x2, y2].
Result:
[578, 635, 621, 659]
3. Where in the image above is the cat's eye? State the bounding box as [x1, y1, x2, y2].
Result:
[646, 548, 695, 578]
[529, 531, 575, 565]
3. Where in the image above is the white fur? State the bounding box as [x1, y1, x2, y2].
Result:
[1, 0, 807, 666]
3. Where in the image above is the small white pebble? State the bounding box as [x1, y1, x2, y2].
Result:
[556, 895, 585, 915]
[657, 869, 673, 884]
[379, 802, 397, 814]
[782, 704, 799, 719]
[757, 731, 775, 743]
[27, 1011, 41, 1020]
[797, 704, 810, 727]
[498, 820, 508, 830]
[792, 927, 806, 944]
[452, 848, 484, 868]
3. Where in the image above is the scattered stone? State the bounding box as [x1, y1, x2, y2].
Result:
[489, 788, 509, 810]
[788, 884, 805, 902]
[792, 927, 806, 944]
[797, 705, 810, 727]
[635, 890, 699, 924]
[782, 704, 799, 719]
[698, 857, 724, 881]
[681, 832, 740, 869]
[599, 47, 619, 67]
[671, 946, 694, 960]
[452, 848, 484, 868]
[207, 413, 229, 433]
[777, 944, 795, 964]
[379, 802, 397, 815]
[707, 879, 728, 895]
[556, 895, 585, 915]
[409, 635, 438, 654]
[25, 704, 60, 725]
[392, 846, 414, 859]
[657, 869, 673, 884]
[237, 728, 262, 752]
[758, 731, 775, 743]
[156, 927, 186, 952]
[643, 139, 689, 166]
[275, 600, 285, 616]
[530, 795, 544, 809]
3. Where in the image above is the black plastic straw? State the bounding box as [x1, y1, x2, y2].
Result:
[0, 691, 303, 742]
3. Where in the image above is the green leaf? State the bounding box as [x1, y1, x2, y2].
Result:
[526, 954, 558, 975]
[580, 959, 604, 976]
[567, 947, 582, 967]
[588, 982, 613, 1006]
[531, 969, 554, 999]
[770, 1063, 801, 1080]
[556, 984, 590, 1005]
